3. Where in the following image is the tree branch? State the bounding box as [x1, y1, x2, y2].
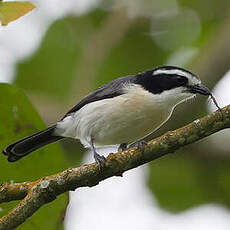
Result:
[0, 105, 230, 230]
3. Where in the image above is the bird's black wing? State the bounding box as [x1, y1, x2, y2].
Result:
[63, 74, 138, 118]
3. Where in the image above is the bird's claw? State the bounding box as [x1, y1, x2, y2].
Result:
[130, 140, 147, 152]
[118, 143, 128, 152]
[94, 152, 106, 170]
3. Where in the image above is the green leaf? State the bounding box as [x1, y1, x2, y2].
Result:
[0, 1, 36, 26]
[0, 83, 68, 229]
[15, 10, 108, 101]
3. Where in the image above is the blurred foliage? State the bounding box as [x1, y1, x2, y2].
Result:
[95, 18, 167, 85]
[0, 84, 68, 229]
[148, 152, 230, 211]
[15, 11, 108, 101]
[4, 0, 230, 216]
[0, 1, 36, 26]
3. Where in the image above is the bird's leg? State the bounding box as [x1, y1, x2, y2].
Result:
[129, 140, 147, 152]
[90, 137, 106, 170]
[118, 143, 128, 152]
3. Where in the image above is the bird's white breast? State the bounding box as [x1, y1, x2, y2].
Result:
[55, 84, 190, 147]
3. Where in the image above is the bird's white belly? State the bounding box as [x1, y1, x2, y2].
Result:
[93, 99, 170, 146]
[55, 88, 173, 147]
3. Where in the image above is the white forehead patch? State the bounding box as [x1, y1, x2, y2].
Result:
[153, 68, 192, 78]
[153, 68, 201, 85]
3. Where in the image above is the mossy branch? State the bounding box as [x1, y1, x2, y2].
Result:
[0, 105, 230, 230]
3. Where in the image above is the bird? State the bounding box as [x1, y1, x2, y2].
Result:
[2, 66, 211, 168]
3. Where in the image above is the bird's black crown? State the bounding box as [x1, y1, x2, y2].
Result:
[135, 66, 196, 94]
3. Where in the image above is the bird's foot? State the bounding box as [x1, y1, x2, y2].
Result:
[129, 140, 147, 153]
[118, 143, 128, 152]
[90, 137, 106, 170]
[94, 152, 106, 170]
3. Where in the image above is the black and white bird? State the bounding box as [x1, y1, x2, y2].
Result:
[3, 66, 211, 167]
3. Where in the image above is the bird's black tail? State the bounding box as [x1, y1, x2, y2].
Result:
[2, 125, 64, 162]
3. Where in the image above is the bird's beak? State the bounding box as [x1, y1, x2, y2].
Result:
[188, 84, 211, 96]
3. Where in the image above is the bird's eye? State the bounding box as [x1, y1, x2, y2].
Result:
[176, 76, 187, 85]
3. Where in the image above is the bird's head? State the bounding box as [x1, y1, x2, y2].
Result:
[136, 65, 211, 106]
